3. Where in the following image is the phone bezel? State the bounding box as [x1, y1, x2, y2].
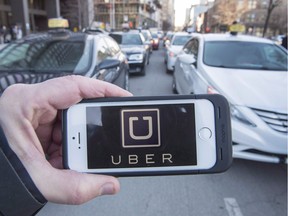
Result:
[65, 98, 217, 174]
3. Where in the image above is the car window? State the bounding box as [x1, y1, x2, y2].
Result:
[172, 35, 192, 45]
[105, 37, 121, 55]
[0, 37, 92, 73]
[183, 39, 199, 57]
[203, 41, 287, 71]
[151, 33, 158, 39]
[183, 39, 194, 53]
[96, 38, 112, 64]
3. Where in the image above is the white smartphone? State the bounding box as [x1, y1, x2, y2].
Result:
[63, 95, 232, 176]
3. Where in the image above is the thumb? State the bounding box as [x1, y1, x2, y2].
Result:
[41, 168, 120, 204]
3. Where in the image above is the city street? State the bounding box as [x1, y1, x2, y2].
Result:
[38, 44, 287, 216]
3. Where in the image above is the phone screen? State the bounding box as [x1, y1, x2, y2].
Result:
[86, 104, 197, 169]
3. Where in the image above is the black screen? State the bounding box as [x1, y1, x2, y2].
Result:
[87, 104, 197, 169]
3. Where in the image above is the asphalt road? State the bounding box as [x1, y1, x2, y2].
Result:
[38, 44, 287, 216]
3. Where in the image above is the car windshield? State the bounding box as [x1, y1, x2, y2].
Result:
[0, 36, 93, 73]
[151, 33, 158, 39]
[114, 34, 143, 45]
[172, 35, 192, 45]
[203, 41, 287, 71]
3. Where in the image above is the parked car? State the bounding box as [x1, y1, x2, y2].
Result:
[151, 33, 160, 50]
[164, 32, 194, 73]
[173, 33, 288, 163]
[109, 31, 150, 75]
[0, 29, 129, 94]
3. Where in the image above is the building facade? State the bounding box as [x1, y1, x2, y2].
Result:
[94, 0, 164, 30]
[205, 0, 287, 37]
[0, 0, 60, 35]
[0, 0, 175, 36]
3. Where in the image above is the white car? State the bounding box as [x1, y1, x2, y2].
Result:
[164, 32, 194, 73]
[173, 33, 288, 163]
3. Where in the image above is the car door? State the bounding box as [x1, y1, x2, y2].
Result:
[190, 38, 211, 94]
[105, 36, 129, 89]
[174, 39, 196, 94]
[185, 38, 208, 94]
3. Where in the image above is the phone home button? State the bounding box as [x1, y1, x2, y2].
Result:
[199, 127, 212, 141]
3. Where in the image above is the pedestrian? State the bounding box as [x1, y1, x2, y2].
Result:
[0, 76, 132, 216]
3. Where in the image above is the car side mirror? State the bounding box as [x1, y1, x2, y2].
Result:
[95, 59, 121, 71]
[178, 53, 197, 67]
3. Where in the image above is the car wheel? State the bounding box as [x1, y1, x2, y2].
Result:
[141, 63, 146, 76]
[166, 67, 173, 74]
[172, 76, 178, 94]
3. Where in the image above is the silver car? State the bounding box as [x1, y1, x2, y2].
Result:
[173, 33, 288, 163]
[164, 32, 194, 73]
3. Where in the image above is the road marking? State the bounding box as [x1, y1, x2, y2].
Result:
[224, 198, 244, 216]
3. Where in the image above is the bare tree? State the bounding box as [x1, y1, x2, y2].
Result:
[212, 0, 248, 25]
[262, 0, 282, 37]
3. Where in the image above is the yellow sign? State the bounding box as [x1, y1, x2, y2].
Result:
[229, 24, 245, 33]
[48, 18, 69, 29]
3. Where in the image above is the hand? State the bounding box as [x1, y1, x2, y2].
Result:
[0, 75, 132, 204]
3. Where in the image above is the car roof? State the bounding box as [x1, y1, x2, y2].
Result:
[197, 33, 275, 44]
[23, 29, 105, 43]
[110, 31, 141, 35]
[173, 32, 192, 36]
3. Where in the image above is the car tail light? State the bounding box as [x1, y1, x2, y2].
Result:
[169, 52, 175, 57]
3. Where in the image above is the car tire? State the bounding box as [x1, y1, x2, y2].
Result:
[172, 76, 178, 94]
[141, 63, 146, 76]
[166, 67, 173, 74]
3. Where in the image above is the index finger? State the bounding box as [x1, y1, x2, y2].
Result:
[33, 75, 132, 109]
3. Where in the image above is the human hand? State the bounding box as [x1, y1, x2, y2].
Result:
[0, 75, 132, 204]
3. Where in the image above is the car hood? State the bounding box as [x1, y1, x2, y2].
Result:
[0, 72, 68, 94]
[204, 66, 288, 112]
[120, 45, 145, 54]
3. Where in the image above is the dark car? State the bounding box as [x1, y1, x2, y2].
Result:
[0, 29, 129, 94]
[140, 29, 153, 53]
[109, 31, 150, 75]
[151, 33, 160, 50]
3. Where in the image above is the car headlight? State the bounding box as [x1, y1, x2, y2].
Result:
[129, 54, 144, 61]
[230, 104, 256, 127]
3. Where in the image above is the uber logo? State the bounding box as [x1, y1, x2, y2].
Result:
[121, 109, 161, 148]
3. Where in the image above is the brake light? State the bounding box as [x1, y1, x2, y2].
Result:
[169, 52, 175, 57]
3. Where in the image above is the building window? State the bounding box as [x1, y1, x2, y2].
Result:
[248, 0, 257, 9]
[0, 0, 10, 5]
[29, 0, 45, 10]
[247, 13, 255, 22]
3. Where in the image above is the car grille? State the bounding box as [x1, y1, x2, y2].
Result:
[252, 108, 288, 133]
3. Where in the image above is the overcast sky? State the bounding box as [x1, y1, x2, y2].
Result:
[174, 0, 194, 27]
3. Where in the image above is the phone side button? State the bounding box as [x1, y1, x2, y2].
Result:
[198, 127, 212, 141]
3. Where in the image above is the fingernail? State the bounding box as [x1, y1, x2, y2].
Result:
[100, 183, 116, 195]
